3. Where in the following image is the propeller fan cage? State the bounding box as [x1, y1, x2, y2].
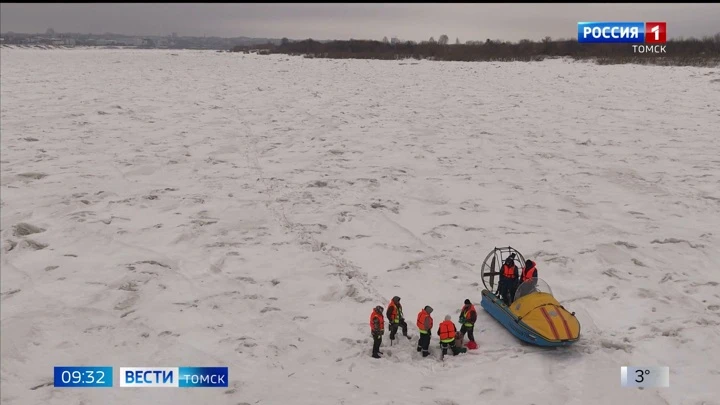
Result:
[480, 246, 526, 294]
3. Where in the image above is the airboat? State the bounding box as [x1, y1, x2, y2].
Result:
[479, 246, 580, 347]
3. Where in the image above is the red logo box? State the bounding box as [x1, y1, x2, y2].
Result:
[645, 22, 667, 44]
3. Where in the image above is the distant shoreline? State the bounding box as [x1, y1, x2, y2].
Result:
[2, 43, 718, 68]
[238, 37, 720, 68]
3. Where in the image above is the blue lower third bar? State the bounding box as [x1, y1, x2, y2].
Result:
[178, 367, 229, 387]
[578, 22, 645, 43]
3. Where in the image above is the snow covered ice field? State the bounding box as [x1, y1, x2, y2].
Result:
[1, 48, 719, 405]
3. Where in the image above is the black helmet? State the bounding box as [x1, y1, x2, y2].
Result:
[392, 296, 400, 303]
[424, 305, 433, 313]
[375, 305, 384, 313]
[525, 259, 533, 268]
[464, 299, 471, 305]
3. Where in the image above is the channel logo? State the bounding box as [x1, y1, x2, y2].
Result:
[577, 22, 666, 44]
[119, 367, 228, 388]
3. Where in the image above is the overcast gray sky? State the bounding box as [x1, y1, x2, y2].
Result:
[1, 3, 718, 42]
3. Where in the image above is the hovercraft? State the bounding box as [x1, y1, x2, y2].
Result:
[479, 247, 580, 347]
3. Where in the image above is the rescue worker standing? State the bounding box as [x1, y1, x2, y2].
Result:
[370, 305, 385, 359]
[499, 254, 519, 305]
[459, 299, 478, 350]
[386, 296, 411, 341]
[437, 315, 465, 358]
[521, 259, 539, 291]
[416, 305, 434, 357]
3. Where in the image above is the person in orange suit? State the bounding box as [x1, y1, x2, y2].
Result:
[499, 254, 519, 305]
[370, 305, 385, 359]
[521, 259, 539, 292]
[437, 315, 466, 359]
[386, 296, 411, 342]
[416, 305, 434, 357]
[459, 299, 478, 350]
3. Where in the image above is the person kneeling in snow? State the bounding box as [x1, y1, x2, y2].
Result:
[454, 332, 468, 353]
[437, 315, 467, 359]
[370, 305, 385, 359]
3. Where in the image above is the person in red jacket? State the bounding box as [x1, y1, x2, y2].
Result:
[386, 296, 411, 342]
[521, 259, 539, 292]
[370, 305, 385, 358]
[499, 254, 519, 305]
[458, 299, 478, 350]
[415, 305, 434, 357]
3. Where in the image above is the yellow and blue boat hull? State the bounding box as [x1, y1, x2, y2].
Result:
[481, 289, 580, 346]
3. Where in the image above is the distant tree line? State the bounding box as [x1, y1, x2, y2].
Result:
[232, 34, 720, 67]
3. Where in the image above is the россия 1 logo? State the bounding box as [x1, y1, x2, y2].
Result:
[577, 22, 667, 53]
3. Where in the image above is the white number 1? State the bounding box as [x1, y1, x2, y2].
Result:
[651, 25, 660, 41]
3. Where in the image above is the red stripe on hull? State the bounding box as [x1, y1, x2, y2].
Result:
[553, 305, 573, 339]
[540, 307, 560, 340]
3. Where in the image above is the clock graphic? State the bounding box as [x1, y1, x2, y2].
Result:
[54, 366, 113, 388]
